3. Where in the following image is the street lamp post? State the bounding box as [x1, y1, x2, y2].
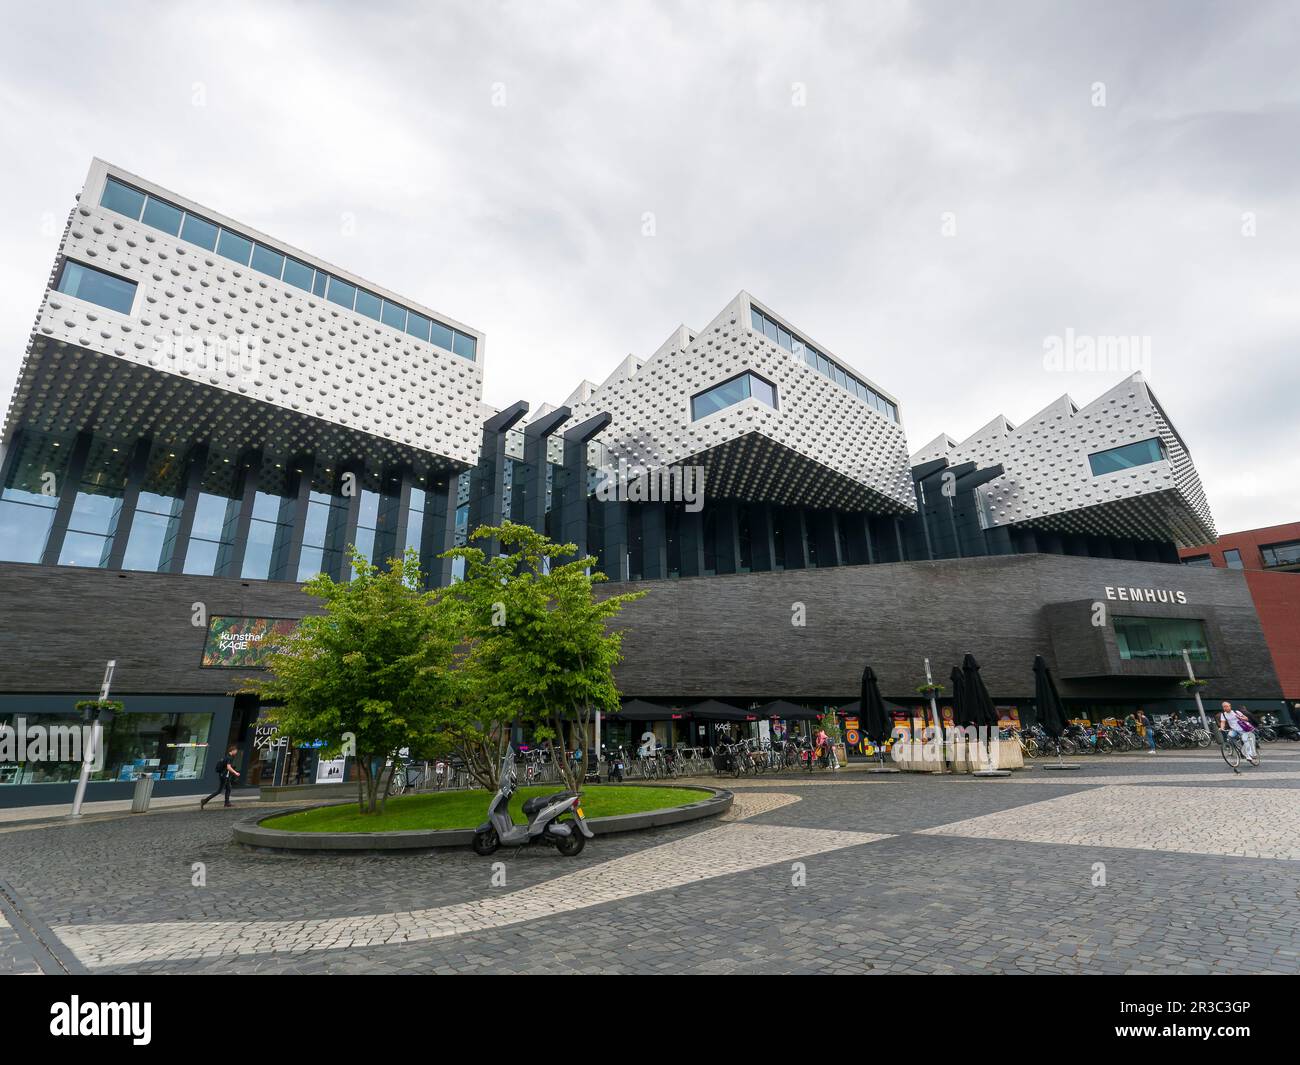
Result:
[70, 660, 115, 818]
[1181, 649, 1210, 732]
[924, 657, 945, 770]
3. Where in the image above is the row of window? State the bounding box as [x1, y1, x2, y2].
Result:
[690, 371, 778, 421]
[749, 306, 899, 422]
[1182, 540, 1300, 570]
[1087, 437, 1166, 477]
[99, 176, 477, 360]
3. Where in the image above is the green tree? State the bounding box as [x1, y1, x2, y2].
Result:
[249, 548, 462, 814]
[445, 521, 645, 794]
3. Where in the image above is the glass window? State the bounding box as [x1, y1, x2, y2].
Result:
[690, 372, 777, 420]
[180, 213, 219, 251]
[182, 536, 220, 576]
[381, 300, 407, 331]
[59, 530, 111, 567]
[406, 311, 432, 342]
[282, 256, 314, 292]
[67, 491, 119, 537]
[312, 271, 328, 297]
[1181, 554, 1214, 567]
[832, 364, 847, 388]
[216, 228, 253, 266]
[0, 501, 54, 563]
[777, 326, 792, 351]
[122, 510, 178, 572]
[250, 243, 284, 279]
[1088, 437, 1165, 476]
[750, 306, 764, 332]
[762, 316, 779, 342]
[804, 347, 818, 369]
[141, 197, 183, 236]
[100, 178, 145, 220]
[1261, 540, 1300, 567]
[816, 353, 830, 376]
[56, 261, 137, 314]
[429, 320, 454, 351]
[452, 331, 476, 360]
[354, 289, 382, 321]
[1114, 616, 1210, 662]
[326, 276, 356, 309]
[1223, 549, 1243, 570]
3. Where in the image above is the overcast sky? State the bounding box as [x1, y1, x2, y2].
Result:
[1, 0, 1295, 535]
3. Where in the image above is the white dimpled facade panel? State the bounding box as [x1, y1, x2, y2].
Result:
[913, 375, 1215, 546]
[6, 160, 483, 469]
[562, 293, 915, 512]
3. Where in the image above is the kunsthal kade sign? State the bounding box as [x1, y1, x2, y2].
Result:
[201, 616, 299, 668]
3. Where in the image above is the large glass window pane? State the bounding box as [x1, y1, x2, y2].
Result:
[1088, 438, 1165, 476]
[0, 501, 53, 563]
[180, 213, 219, 251]
[1261, 540, 1300, 567]
[762, 317, 779, 342]
[59, 530, 111, 567]
[452, 331, 476, 360]
[190, 493, 238, 542]
[749, 375, 777, 408]
[241, 519, 276, 579]
[381, 300, 407, 331]
[1223, 549, 1243, 570]
[182, 537, 220, 576]
[216, 229, 253, 266]
[326, 276, 357, 309]
[777, 326, 792, 351]
[250, 243, 284, 279]
[691, 375, 750, 420]
[282, 257, 314, 292]
[406, 312, 432, 342]
[57, 261, 137, 314]
[750, 306, 764, 332]
[312, 271, 328, 297]
[354, 289, 382, 321]
[297, 545, 325, 582]
[429, 320, 455, 351]
[121, 510, 176, 572]
[67, 492, 119, 537]
[100, 178, 145, 220]
[1114, 616, 1209, 662]
[816, 354, 831, 376]
[141, 197, 183, 236]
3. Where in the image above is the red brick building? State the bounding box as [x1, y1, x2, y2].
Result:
[1180, 522, 1300, 700]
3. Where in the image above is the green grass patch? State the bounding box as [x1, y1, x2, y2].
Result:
[262, 784, 713, 834]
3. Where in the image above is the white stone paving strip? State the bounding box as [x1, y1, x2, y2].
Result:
[719, 791, 802, 820]
[922, 784, 1300, 860]
[998, 770, 1300, 786]
[54, 821, 888, 969]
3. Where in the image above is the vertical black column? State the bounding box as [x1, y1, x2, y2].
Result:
[224, 449, 262, 578]
[714, 501, 740, 574]
[781, 507, 808, 569]
[813, 510, 842, 567]
[602, 501, 630, 581]
[0, 427, 21, 492]
[522, 406, 571, 536]
[40, 430, 93, 566]
[468, 401, 528, 558]
[105, 437, 152, 570]
[421, 472, 460, 588]
[167, 444, 209, 575]
[641, 503, 668, 580]
[678, 507, 706, 577]
[280, 455, 314, 582]
[749, 504, 777, 571]
[559, 413, 610, 565]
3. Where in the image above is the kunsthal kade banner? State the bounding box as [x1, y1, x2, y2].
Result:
[201, 616, 299, 668]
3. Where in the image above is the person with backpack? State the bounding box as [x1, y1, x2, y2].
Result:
[1218, 702, 1256, 762]
[201, 746, 242, 809]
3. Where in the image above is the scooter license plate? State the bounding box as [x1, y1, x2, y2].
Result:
[575, 807, 585, 818]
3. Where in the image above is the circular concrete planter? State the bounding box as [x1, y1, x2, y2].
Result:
[233, 785, 733, 853]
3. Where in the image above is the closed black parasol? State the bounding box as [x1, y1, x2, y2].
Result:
[962, 652, 1000, 731]
[860, 665, 893, 747]
[1033, 655, 1069, 739]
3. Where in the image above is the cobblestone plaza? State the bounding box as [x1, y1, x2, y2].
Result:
[3, 749, 1297, 976]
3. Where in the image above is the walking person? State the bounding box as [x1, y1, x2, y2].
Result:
[1135, 708, 1156, 754]
[201, 745, 242, 809]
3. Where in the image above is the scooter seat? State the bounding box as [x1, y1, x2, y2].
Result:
[522, 792, 574, 816]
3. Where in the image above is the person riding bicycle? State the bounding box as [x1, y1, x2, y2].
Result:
[1218, 701, 1257, 762]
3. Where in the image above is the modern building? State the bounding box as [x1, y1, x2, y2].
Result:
[0, 159, 1286, 805]
[1179, 523, 1300, 702]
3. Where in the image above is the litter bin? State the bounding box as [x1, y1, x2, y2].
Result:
[130, 773, 156, 813]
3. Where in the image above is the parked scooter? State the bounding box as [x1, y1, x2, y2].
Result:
[605, 744, 625, 783]
[472, 749, 594, 857]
